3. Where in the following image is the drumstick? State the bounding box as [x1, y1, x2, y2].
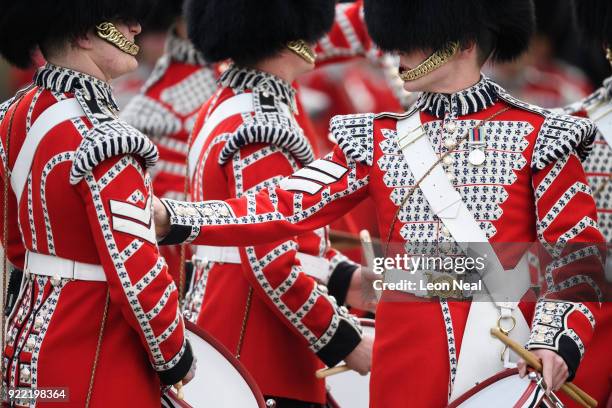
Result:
[360, 230, 375, 268]
[315, 364, 351, 379]
[490, 328, 597, 408]
[174, 382, 184, 400]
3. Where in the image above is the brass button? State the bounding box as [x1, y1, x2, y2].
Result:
[443, 155, 454, 166]
[444, 138, 457, 149]
[541, 314, 553, 324]
[545, 302, 556, 311]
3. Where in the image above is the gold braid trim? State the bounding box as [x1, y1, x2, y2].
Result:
[287, 40, 317, 65]
[399, 42, 459, 82]
[96, 22, 140, 56]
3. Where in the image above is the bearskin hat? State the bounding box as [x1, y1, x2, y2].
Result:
[143, 0, 185, 32]
[185, 0, 336, 65]
[573, 0, 612, 46]
[0, 0, 152, 68]
[364, 0, 536, 62]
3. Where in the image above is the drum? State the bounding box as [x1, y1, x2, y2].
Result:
[161, 321, 267, 408]
[447, 369, 563, 408]
[326, 318, 375, 408]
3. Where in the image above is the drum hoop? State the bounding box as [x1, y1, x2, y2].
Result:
[445, 368, 520, 408]
[184, 321, 268, 408]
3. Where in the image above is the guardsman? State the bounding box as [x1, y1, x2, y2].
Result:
[0, 1, 194, 405]
[157, 0, 605, 405]
[181, 0, 375, 406]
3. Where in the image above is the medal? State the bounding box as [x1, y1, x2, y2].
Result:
[468, 128, 486, 166]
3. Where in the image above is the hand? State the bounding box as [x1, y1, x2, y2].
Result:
[181, 356, 197, 385]
[344, 333, 374, 376]
[345, 267, 378, 313]
[153, 196, 170, 238]
[518, 349, 568, 393]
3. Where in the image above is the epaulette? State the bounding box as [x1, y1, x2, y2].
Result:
[218, 118, 315, 166]
[121, 94, 181, 138]
[330, 112, 376, 166]
[218, 90, 315, 166]
[69, 120, 159, 185]
[494, 85, 596, 170]
[532, 112, 596, 170]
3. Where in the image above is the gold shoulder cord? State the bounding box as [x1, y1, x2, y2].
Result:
[96, 22, 140, 56]
[399, 42, 460, 82]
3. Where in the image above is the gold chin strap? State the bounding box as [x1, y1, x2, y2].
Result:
[606, 47, 612, 66]
[287, 40, 317, 65]
[96, 22, 140, 56]
[399, 42, 460, 82]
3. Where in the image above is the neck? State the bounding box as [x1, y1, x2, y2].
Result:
[253, 56, 301, 84]
[175, 18, 188, 40]
[47, 50, 110, 83]
[431, 67, 482, 94]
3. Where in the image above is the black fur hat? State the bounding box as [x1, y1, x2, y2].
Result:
[573, 0, 612, 46]
[185, 0, 336, 65]
[143, 0, 185, 32]
[364, 0, 535, 62]
[0, 0, 152, 68]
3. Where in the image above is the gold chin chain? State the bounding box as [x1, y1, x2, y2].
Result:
[96, 22, 140, 56]
[399, 42, 460, 82]
[606, 47, 612, 66]
[287, 40, 317, 65]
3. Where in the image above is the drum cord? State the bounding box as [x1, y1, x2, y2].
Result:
[235, 287, 253, 359]
[85, 290, 110, 408]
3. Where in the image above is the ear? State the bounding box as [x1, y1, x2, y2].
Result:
[457, 41, 478, 61]
[74, 31, 95, 51]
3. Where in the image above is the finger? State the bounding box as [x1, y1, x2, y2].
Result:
[517, 359, 527, 377]
[553, 359, 568, 391]
[542, 355, 553, 394]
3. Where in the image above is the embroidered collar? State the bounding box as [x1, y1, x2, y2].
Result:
[35, 63, 119, 112]
[165, 29, 207, 66]
[415, 75, 498, 118]
[219, 65, 297, 111]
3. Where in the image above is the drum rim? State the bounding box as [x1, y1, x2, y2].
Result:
[446, 368, 521, 408]
[173, 321, 268, 408]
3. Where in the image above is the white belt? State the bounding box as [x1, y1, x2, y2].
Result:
[11, 99, 84, 209]
[194, 246, 332, 282]
[25, 251, 106, 282]
[396, 113, 531, 400]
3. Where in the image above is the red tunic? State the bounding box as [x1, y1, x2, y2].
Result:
[1, 64, 192, 407]
[185, 66, 362, 404]
[161, 76, 605, 406]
